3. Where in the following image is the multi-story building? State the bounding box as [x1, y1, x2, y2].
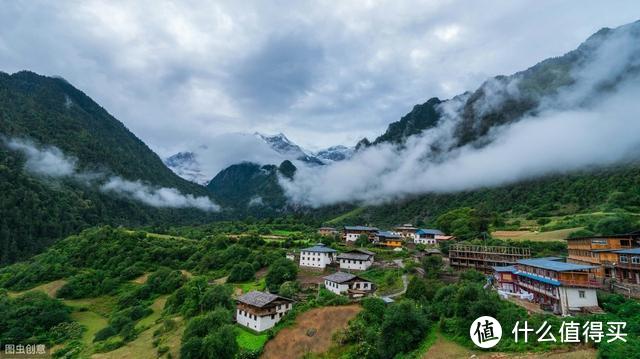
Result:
[494, 257, 601, 315]
[610, 248, 640, 285]
[299, 243, 338, 269]
[342, 226, 379, 243]
[394, 224, 418, 238]
[414, 229, 444, 245]
[566, 233, 640, 278]
[323, 271, 375, 298]
[449, 244, 530, 272]
[492, 265, 518, 292]
[236, 291, 294, 332]
[375, 231, 403, 248]
[337, 249, 375, 271]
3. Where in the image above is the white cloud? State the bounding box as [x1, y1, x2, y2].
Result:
[3, 137, 220, 211]
[1, 1, 638, 154]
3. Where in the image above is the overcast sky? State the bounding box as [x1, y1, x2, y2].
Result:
[1, 1, 638, 156]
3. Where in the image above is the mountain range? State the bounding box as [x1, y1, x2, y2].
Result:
[1, 20, 640, 264]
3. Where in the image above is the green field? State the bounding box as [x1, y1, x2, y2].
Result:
[235, 326, 269, 351]
[233, 277, 266, 294]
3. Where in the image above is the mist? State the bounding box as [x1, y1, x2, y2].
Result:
[282, 22, 640, 207]
[3, 137, 220, 212]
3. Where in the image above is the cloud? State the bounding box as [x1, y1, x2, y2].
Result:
[1, 1, 639, 153]
[3, 137, 220, 211]
[281, 22, 640, 207]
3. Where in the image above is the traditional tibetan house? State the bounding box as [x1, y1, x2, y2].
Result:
[318, 226, 338, 236]
[513, 258, 600, 315]
[611, 248, 640, 285]
[375, 231, 403, 248]
[414, 229, 444, 245]
[337, 248, 375, 271]
[323, 271, 375, 298]
[394, 224, 418, 238]
[236, 291, 294, 332]
[566, 233, 640, 278]
[299, 243, 338, 269]
[343, 226, 379, 243]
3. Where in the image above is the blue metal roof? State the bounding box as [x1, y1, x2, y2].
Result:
[614, 248, 640, 255]
[416, 228, 444, 235]
[517, 258, 597, 272]
[516, 271, 561, 286]
[301, 243, 338, 253]
[344, 226, 379, 231]
[377, 231, 401, 239]
[493, 265, 517, 273]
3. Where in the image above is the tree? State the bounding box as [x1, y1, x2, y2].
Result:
[201, 325, 239, 359]
[377, 300, 430, 359]
[355, 234, 370, 247]
[266, 258, 297, 292]
[421, 255, 443, 278]
[278, 281, 300, 299]
[405, 277, 441, 303]
[227, 262, 255, 283]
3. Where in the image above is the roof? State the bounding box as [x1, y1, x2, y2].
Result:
[344, 226, 379, 231]
[566, 232, 640, 241]
[517, 258, 598, 272]
[324, 271, 360, 283]
[377, 231, 401, 239]
[301, 243, 338, 253]
[493, 265, 517, 273]
[614, 248, 640, 255]
[337, 252, 372, 261]
[237, 291, 292, 307]
[516, 271, 562, 286]
[416, 228, 444, 235]
[319, 227, 337, 230]
[351, 248, 375, 255]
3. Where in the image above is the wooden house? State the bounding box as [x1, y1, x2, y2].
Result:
[236, 291, 294, 332]
[343, 226, 379, 242]
[375, 231, 403, 248]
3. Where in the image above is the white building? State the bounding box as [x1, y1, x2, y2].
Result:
[413, 229, 444, 245]
[299, 243, 338, 269]
[343, 226, 379, 243]
[236, 291, 294, 332]
[337, 249, 375, 271]
[323, 271, 375, 298]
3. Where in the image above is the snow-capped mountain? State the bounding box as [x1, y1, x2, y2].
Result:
[315, 145, 354, 162]
[165, 132, 353, 184]
[164, 151, 210, 185]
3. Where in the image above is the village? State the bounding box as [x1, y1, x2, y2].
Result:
[234, 223, 640, 334]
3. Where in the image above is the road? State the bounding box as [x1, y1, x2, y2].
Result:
[384, 259, 409, 299]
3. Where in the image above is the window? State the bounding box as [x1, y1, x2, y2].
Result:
[632, 257, 640, 264]
[579, 290, 585, 298]
[621, 255, 629, 263]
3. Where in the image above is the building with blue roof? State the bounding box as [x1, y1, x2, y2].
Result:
[492, 256, 602, 315]
[414, 228, 444, 245]
[609, 247, 640, 285]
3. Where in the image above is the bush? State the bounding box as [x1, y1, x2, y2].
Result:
[265, 258, 297, 292]
[93, 326, 117, 342]
[228, 262, 256, 283]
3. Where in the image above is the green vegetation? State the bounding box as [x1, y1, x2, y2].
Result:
[235, 326, 269, 351]
[265, 258, 298, 292]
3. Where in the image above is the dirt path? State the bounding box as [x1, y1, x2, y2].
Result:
[261, 305, 361, 359]
[384, 259, 408, 299]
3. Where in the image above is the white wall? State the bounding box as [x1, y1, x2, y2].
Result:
[300, 251, 334, 268]
[339, 258, 372, 271]
[558, 287, 598, 314]
[325, 279, 349, 295]
[236, 303, 292, 332]
[345, 233, 360, 242]
[414, 237, 436, 245]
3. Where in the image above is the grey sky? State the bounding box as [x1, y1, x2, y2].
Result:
[1, 0, 638, 156]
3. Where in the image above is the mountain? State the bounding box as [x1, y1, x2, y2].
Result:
[206, 160, 296, 211]
[201, 20, 640, 218]
[0, 71, 218, 264]
[164, 151, 210, 185]
[315, 145, 354, 162]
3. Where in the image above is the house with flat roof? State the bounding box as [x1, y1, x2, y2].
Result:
[299, 243, 338, 269]
[323, 271, 375, 298]
[375, 231, 403, 248]
[337, 248, 375, 271]
[343, 226, 379, 243]
[495, 257, 601, 315]
[318, 226, 338, 236]
[236, 291, 293, 332]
